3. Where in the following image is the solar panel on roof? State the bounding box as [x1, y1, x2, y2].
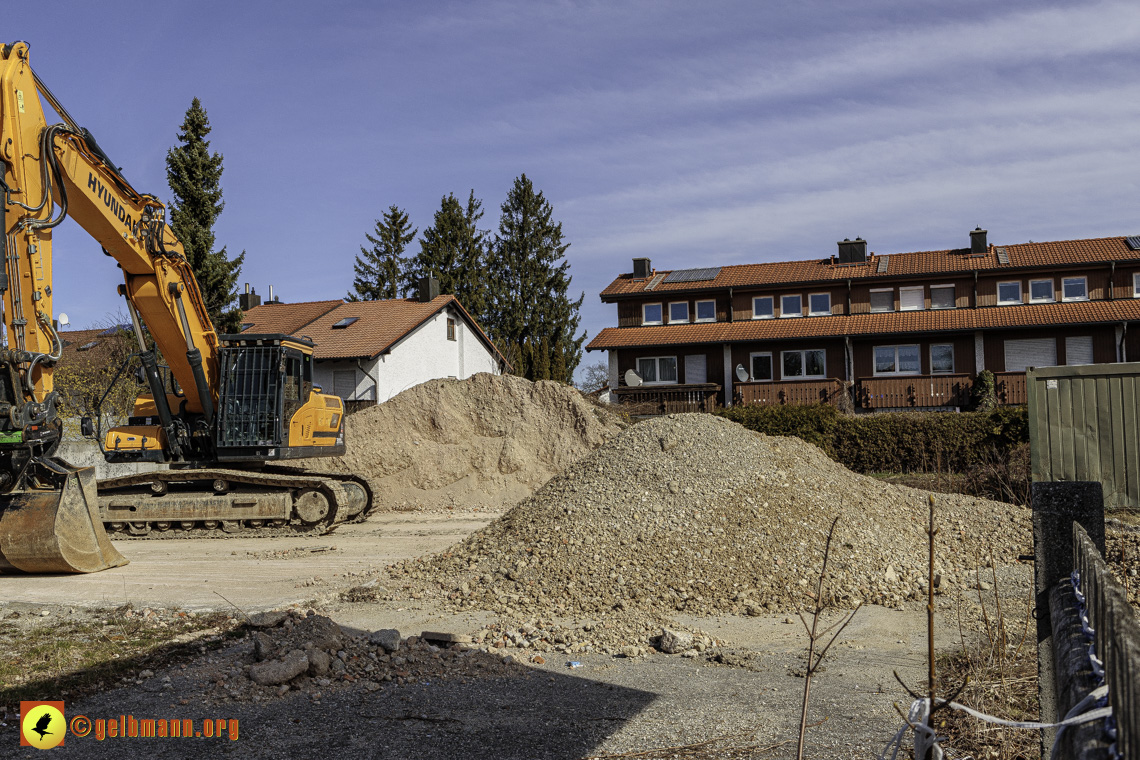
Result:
[1126, 236, 1140, 251]
[662, 267, 721, 284]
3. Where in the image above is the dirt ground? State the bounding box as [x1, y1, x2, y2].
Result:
[0, 509, 1034, 759]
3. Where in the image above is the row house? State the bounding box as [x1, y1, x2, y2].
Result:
[586, 230, 1140, 412]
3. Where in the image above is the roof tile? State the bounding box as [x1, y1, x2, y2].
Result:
[600, 236, 1140, 298]
[586, 299, 1140, 350]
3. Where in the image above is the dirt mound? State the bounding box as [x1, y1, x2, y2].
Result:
[326, 373, 626, 512]
[404, 413, 1032, 620]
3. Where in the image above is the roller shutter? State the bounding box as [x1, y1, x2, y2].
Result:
[684, 355, 707, 384]
[1065, 336, 1094, 366]
[1004, 338, 1057, 372]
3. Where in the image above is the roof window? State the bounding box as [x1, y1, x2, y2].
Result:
[332, 317, 359, 329]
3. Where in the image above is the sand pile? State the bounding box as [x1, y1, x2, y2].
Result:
[401, 414, 1032, 621]
[327, 373, 626, 512]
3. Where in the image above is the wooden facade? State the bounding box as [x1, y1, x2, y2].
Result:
[590, 233, 1140, 413]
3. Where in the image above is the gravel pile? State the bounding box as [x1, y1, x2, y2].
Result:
[323, 373, 625, 512]
[395, 414, 1032, 627]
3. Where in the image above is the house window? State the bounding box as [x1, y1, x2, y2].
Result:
[1065, 336, 1094, 365]
[636, 356, 678, 384]
[780, 294, 802, 318]
[870, 289, 894, 313]
[684, 354, 707, 384]
[1004, 338, 1057, 372]
[874, 344, 921, 375]
[899, 286, 924, 311]
[668, 301, 689, 323]
[752, 296, 774, 319]
[447, 318, 456, 341]
[930, 344, 954, 374]
[808, 293, 831, 316]
[333, 369, 356, 400]
[695, 300, 716, 322]
[997, 281, 1022, 305]
[749, 352, 772, 382]
[1062, 277, 1088, 301]
[1029, 279, 1054, 303]
[782, 349, 826, 379]
[930, 285, 955, 310]
[642, 303, 663, 325]
[1134, 272, 1140, 297]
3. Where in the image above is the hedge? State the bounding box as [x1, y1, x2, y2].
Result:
[714, 404, 1028, 474]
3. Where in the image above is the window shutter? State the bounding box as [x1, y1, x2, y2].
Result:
[1065, 336, 1094, 366]
[684, 355, 707, 384]
[899, 287, 924, 310]
[1004, 338, 1057, 372]
[333, 370, 357, 400]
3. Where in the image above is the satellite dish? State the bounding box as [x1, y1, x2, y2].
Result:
[624, 369, 643, 387]
[735, 364, 749, 382]
[57, 313, 70, 328]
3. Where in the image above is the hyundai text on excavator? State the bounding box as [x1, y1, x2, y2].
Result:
[0, 42, 371, 573]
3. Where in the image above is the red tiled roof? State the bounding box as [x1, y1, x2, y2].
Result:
[258, 296, 507, 366]
[240, 300, 342, 336]
[599, 236, 1140, 298]
[586, 299, 1140, 350]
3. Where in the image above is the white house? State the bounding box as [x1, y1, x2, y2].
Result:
[241, 286, 507, 408]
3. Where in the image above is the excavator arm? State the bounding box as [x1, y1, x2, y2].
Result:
[0, 40, 218, 572]
[0, 42, 364, 572]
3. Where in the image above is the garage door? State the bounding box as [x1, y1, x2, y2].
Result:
[1065, 336, 1094, 366]
[1004, 338, 1057, 372]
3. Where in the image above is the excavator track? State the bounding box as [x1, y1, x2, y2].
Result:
[95, 467, 374, 539]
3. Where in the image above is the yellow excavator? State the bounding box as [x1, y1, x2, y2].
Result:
[0, 41, 370, 573]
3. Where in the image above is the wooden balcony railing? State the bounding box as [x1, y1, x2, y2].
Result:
[734, 379, 844, 407]
[995, 372, 1028, 406]
[858, 374, 973, 409]
[612, 384, 721, 414]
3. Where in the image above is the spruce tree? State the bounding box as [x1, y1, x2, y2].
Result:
[405, 191, 489, 316]
[348, 205, 417, 301]
[166, 98, 245, 333]
[486, 174, 585, 382]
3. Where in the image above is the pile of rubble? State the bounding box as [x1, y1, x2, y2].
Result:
[190, 609, 520, 705]
[393, 414, 1031, 630]
[325, 373, 626, 512]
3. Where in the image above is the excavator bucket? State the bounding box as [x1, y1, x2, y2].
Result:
[0, 466, 128, 573]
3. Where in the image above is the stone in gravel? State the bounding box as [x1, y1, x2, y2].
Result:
[250, 650, 309, 686]
[252, 632, 276, 662]
[369, 629, 402, 652]
[308, 649, 331, 676]
[657, 628, 693, 654]
[279, 615, 343, 652]
[248, 611, 288, 628]
[420, 631, 472, 644]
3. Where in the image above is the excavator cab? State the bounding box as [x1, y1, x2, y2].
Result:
[214, 334, 345, 462]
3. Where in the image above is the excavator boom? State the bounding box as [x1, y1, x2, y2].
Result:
[0, 42, 367, 572]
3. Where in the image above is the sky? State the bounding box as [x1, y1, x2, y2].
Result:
[7, 0, 1140, 379]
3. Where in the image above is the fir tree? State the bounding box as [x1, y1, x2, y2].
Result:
[166, 98, 245, 333]
[486, 174, 585, 382]
[405, 191, 489, 315]
[348, 206, 417, 301]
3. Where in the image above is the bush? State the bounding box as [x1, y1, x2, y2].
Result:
[716, 403, 1029, 475]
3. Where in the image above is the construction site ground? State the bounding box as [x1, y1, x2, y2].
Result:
[1, 508, 1033, 759]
